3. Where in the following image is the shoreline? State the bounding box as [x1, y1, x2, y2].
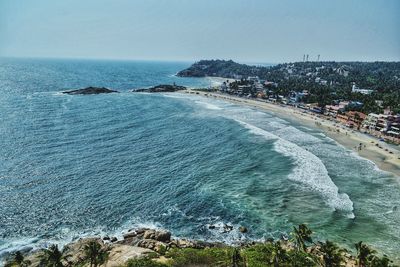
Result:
[184, 89, 400, 178]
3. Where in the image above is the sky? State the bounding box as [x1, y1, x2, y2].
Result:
[0, 0, 399, 63]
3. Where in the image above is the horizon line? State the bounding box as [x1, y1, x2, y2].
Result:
[1, 55, 399, 65]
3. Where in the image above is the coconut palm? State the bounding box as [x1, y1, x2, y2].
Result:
[319, 240, 345, 267]
[84, 240, 108, 267]
[4, 251, 31, 267]
[231, 247, 242, 267]
[291, 224, 313, 252]
[355, 241, 376, 267]
[270, 241, 287, 267]
[40, 244, 64, 267]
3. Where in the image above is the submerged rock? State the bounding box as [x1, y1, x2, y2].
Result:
[239, 226, 248, 233]
[62, 86, 118, 95]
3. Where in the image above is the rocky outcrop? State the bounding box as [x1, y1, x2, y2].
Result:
[134, 84, 186, 93]
[62, 86, 119, 95]
[105, 245, 154, 267]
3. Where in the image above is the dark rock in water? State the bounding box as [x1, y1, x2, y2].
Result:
[208, 225, 216, 230]
[134, 84, 186, 93]
[110, 237, 118, 242]
[222, 224, 234, 233]
[239, 226, 248, 233]
[62, 86, 118, 95]
[103, 235, 110, 241]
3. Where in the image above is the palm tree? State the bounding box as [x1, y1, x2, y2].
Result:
[84, 240, 108, 267]
[355, 241, 376, 267]
[319, 240, 345, 267]
[40, 244, 64, 267]
[231, 247, 242, 267]
[369, 254, 391, 267]
[291, 224, 313, 252]
[270, 241, 287, 267]
[4, 251, 31, 267]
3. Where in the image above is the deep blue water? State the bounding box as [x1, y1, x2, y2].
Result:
[0, 58, 399, 259]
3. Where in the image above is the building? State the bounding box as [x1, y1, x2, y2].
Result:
[324, 101, 349, 117]
[362, 113, 380, 130]
[351, 83, 374, 95]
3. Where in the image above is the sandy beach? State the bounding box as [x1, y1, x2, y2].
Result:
[185, 89, 400, 178]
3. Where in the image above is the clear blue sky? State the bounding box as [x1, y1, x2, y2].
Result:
[0, 0, 399, 62]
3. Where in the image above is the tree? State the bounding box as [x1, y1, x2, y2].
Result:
[231, 247, 242, 267]
[84, 240, 108, 267]
[291, 224, 313, 252]
[40, 245, 64, 267]
[319, 240, 345, 267]
[4, 251, 31, 267]
[270, 241, 287, 267]
[355, 241, 376, 267]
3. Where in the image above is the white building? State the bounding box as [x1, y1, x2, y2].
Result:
[352, 84, 374, 95]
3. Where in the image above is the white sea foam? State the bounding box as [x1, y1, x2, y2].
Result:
[235, 119, 355, 218]
[194, 100, 223, 110]
[273, 126, 322, 144]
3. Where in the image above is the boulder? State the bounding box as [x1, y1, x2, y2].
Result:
[136, 239, 167, 253]
[143, 230, 171, 242]
[123, 231, 137, 239]
[104, 245, 153, 267]
[239, 226, 248, 233]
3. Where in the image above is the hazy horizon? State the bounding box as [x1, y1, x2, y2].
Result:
[1, 0, 399, 62]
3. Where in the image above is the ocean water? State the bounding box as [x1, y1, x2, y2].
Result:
[0, 58, 399, 260]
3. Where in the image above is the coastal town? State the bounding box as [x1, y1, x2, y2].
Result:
[216, 77, 400, 145]
[178, 60, 400, 145]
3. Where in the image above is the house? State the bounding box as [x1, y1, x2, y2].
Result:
[346, 111, 367, 128]
[324, 101, 349, 117]
[289, 91, 308, 103]
[362, 113, 380, 130]
[351, 83, 374, 95]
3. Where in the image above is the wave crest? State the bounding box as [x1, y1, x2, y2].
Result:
[236, 119, 355, 218]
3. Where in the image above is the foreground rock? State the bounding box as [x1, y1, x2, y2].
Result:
[106, 245, 154, 267]
[134, 84, 186, 93]
[62, 86, 119, 95]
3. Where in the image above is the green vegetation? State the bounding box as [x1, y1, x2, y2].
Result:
[178, 60, 400, 114]
[5, 225, 397, 267]
[84, 240, 108, 267]
[126, 258, 169, 267]
[4, 251, 31, 267]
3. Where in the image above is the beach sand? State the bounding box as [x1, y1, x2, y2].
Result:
[184, 89, 400, 178]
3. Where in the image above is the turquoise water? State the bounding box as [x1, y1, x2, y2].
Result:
[0, 58, 399, 259]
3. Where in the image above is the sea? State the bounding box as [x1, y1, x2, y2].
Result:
[0, 58, 399, 260]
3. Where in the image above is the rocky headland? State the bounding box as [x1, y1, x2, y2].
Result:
[62, 87, 119, 95]
[133, 84, 186, 93]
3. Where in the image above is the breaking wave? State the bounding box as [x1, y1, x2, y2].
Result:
[235, 119, 355, 218]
